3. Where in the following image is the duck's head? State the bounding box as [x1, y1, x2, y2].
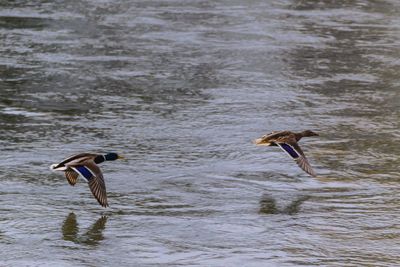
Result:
[301, 130, 319, 137]
[104, 152, 125, 161]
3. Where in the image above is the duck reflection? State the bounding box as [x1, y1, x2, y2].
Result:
[259, 194, 310, 215]
[62, 213, 79, 242]
[259, 195, 278, 214]
[62, 212, 108, 246]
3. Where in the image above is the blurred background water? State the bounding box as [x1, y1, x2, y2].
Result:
[1, 0, 400, 266]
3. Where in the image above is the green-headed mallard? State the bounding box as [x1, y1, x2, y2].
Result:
[50, 152, 124, 207]
[254, 130, 318, 177]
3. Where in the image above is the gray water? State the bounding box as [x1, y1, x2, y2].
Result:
[1, 0, 400, 266]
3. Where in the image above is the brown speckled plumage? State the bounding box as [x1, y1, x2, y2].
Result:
[254, 130, 319, 177]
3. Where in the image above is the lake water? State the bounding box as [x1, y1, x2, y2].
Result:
[1, 0, 400, 266]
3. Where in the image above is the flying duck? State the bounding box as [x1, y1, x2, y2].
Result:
[50, 152, 124, 207]
[254, 130, 318, 177]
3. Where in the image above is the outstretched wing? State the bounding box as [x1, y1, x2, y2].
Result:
[70, 163, 108, 207]
[65, 169, 79, 186]
[84, 162, 108, 208]
[276, 142, 316, 177]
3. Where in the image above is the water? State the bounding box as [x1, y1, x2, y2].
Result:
[1, 0, 400, 266]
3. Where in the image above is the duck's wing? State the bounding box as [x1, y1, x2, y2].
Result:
[86, 162, 108, 207]
[65, 169, 79, 186]
[276, 142, 316, 177]
[70, 162, 108, 207]
[263, 131, 292, 140]
[53, 153, 98, 169]
[255, 131, 293, 146]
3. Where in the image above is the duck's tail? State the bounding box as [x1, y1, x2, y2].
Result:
[50, 164, 67, 171]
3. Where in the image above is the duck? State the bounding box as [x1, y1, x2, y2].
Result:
[254, 130, 318, 177]
[50, 152, 124, 207]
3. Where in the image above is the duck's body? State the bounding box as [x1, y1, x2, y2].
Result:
[254, 130, 318, 177]
[50, 152, 123, 207]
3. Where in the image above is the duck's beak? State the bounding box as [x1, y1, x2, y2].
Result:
[117, 155, 125, 159]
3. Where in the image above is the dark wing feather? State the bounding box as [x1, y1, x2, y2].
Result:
[291, 143, 316, 177]
[65, 169, 79, 186]
[85, 162, 108, 207]
[276, 142, 317, 177]
[295, 156, 316, 177]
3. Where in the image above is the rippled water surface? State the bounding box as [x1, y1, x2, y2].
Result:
[1, 0, 400, 266]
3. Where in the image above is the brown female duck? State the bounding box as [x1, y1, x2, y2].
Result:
[254, 130, 319, 177]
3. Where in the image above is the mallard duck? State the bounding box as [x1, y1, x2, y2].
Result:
[50, 152, 124, 207]
[254, 130, 318, 177]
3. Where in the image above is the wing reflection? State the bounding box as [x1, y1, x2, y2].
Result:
[283, 196, 310, 215]
[62, 213, 79, 242]
[259, 195, 278, 214]
[81, 215, 108, 246]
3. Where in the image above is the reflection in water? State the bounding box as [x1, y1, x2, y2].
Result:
[62, 213, 107, 247]
[259, 195, 278, 215]
[283, 195, 310, 215]
[259, 194, 310, 215]
[62, 213, 79, 243]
